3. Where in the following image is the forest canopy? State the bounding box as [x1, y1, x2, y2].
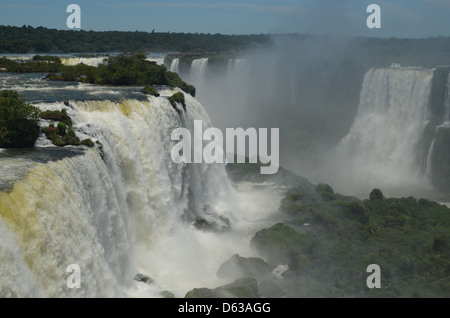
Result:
[0, 25, 271, 53]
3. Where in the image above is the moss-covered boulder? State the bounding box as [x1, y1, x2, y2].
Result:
[134, 273, 153, 285]
[316, 183, 336, 201]
[217, 254, 271, 281]
[141, 85, 160, 97]
[168, 92, 186, 113]
[42, 124, 81, 147]
[40, 109, 72, 127]
[81, 138, 95, 147]
[250, 223, 304, 265]
[185, 277, 258, 298]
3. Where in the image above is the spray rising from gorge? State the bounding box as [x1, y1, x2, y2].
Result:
[168, 38, 450, 200]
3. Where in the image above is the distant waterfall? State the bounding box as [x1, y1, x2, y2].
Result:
[337, 67, 434, 192]
[170, 58, 180, 73]
[189, 58, 208, 89]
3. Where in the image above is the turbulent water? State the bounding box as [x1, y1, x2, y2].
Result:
[0, 71, 283, 297]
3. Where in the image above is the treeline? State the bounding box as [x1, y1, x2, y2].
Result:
[0, 25, 271, 53]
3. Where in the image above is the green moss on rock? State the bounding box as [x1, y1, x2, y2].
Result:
[168, 92, 186, 113]
[40, 110, 72, 127]
[250, 223, 304, 264]
[81, 138, 95, 147]
[141, 85, 160, 97]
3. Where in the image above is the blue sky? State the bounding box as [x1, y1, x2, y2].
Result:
[0, 0, 449, 38]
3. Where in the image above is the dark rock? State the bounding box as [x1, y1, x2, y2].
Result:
[192, 204, 231, 232]
[134, 273, 153, 285]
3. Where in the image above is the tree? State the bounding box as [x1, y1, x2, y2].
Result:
[0, 90, 41, 148]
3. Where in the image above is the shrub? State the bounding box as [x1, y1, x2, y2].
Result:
[40, 110, 72, 126]
[0, 90, 40, 148]
[141, 85, 160, 97]
[57, 122, 67, 136]
[168, 92, 186, 113]
[81, 138, 95, 147]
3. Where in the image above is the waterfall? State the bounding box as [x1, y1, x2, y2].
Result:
[189, 58, 208, 89]
[170, 58, 180, 73]
[60, 57, 107, 67]
[336, 67, 435, 194]
[0, 89, 235, 297]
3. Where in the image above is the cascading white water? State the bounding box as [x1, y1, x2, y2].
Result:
[335, 67, 435, 196]
[189, 58, 208, 90]
[170, 58, 180, 73]
[61, 57, 107, 67]
[0, 89, 247, 297]
[226, 59, 251, 88]
[145, 57, 165, 66]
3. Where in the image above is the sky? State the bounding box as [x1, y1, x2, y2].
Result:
[0, 0, 449, 38]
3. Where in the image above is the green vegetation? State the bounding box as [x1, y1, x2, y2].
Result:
[188, 161, 450, 297]
[141, 85, 160, 97]
[42, 124, 80, 147]
[168, 92, 186, 113]
[81, 138, 95, 148]
[40, 109, 84, 147]
[1, 54, 196, 97]
[0, 56, 62, 73]
[0, 90, 40, 148]
[0, 25, 270, 53]
[258, 186, 450, 297]
[40, 109, 72, 126]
